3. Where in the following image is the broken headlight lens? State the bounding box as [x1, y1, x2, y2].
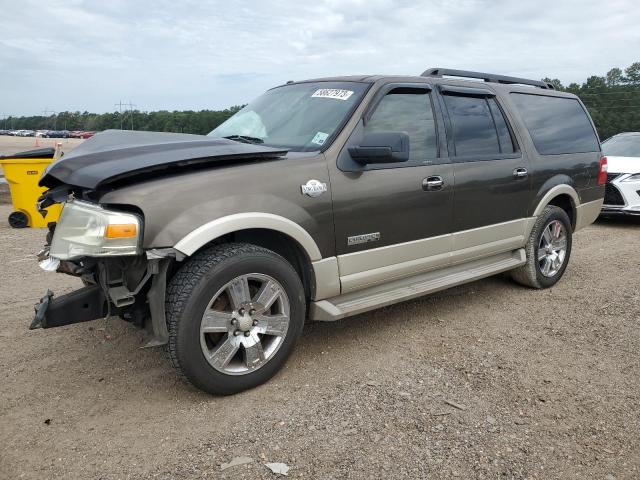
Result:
[49, 200, 141, 260]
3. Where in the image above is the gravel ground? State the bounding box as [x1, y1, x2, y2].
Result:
[0, 204, 638, 479]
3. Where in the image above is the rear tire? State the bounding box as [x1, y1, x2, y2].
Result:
[511, 206, 572, 289]
[166, 243, 305, 395]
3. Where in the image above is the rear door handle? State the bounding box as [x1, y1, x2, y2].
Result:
[423, 176, 444, 191]
[513, 167, 528, 179]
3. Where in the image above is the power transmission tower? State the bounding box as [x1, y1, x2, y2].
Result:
[114, 100, 137, 130]
[0, 113, 11, 130]
[42, 108, 58, 130]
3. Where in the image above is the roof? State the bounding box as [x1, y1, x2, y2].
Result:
[278, 71, 575, 97]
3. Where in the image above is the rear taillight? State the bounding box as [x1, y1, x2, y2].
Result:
[597, 156, 608, 186]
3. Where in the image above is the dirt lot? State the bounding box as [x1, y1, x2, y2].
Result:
[0, 204, 638, 479]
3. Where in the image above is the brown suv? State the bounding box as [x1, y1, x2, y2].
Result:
[32, 68, 606, 394]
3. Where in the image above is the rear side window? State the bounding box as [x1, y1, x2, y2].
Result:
[443, 95, 515, 157]
[510, 93, 599, 155]
[365, 89, 437, 162]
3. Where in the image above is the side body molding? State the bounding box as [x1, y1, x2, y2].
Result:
[173, 212, 323, 261]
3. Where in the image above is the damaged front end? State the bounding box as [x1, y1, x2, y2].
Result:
[33, 198, 180, 347]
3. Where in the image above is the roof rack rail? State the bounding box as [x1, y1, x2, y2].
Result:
[421, 68, 554, 90]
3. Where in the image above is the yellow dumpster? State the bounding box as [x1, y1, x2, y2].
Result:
[0, 148, 62, 228]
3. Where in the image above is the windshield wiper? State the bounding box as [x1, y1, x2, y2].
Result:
[223, 135, 264, 145]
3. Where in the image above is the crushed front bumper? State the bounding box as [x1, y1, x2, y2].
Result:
[31, 285, 108, 330]
[31, 252, 176, 347]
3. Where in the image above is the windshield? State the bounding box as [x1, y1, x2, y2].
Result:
[602, 133, 640, 157]
[208, 81, 369, 151]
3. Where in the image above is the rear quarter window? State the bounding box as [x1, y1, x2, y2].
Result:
[510, 93, 599, 155]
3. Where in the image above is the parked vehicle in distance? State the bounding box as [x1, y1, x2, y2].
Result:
[32, 68, 605, 395]
[15, 129, 35, 137]
[601, 132, 640, 217]
[44, 130, 70, 138]
[68, 130, 95, 139]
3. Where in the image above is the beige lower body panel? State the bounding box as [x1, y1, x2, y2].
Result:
[311, 257, 341, 300]
[309, 197, 602, 318]
[310, 249, 526, 321]
[575, 198, 604, 231]
[338, 219, 527, 293]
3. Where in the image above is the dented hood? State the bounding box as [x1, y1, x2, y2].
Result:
[39, 130, 288, 189]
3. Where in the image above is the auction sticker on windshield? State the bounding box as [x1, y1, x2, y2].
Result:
[311, 89, 354, 101]
[311, 132, 329, 145]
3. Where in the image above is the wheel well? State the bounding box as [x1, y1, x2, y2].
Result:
[547, 194, 576, 230]
[197, 229, 315, 301]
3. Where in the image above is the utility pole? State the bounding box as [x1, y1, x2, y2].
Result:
[129, 100, 136, 130]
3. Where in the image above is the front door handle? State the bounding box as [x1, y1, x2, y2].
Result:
[423, 176, 444, 191]
[513, 167, 528, 179]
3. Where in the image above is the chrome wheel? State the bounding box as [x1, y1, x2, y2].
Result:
[537, 220, 567, 277]
[199, 273, 290, 375]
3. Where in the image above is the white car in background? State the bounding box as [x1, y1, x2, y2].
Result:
[601, 132, 640, 217]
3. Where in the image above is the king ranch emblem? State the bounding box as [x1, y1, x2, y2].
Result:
[301, 179, 327, 198]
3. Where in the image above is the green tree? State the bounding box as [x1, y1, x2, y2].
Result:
[542, 78, 564, 90]
[606, 68, 624, 85]
[625, 62, 640, 85]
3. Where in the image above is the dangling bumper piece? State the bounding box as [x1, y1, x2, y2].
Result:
[30, 285, 109, 330]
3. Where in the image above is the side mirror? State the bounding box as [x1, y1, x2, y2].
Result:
[348, 131, 410, 164]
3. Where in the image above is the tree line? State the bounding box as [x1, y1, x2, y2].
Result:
[4, 62, 640, 140]
[2, 107, 243, 135]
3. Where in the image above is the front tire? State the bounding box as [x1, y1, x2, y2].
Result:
[511, 206, 572, 289]
[166, 243, 305, 395]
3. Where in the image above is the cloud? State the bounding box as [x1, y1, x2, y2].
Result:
[0, 0, 638, 115]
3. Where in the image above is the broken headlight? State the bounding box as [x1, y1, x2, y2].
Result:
[49, 200, 142, 260]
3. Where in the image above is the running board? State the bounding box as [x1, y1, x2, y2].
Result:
[309, 249, 526, 321]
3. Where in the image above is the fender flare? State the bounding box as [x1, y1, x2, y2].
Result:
[532, 184, 579, 217]
[173, 212, 323, 261]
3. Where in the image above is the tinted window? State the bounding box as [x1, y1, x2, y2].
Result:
[602, 134, 640, 157]
[365, 90, 437, 162]
[510, 93, 599, 155]
[444, 95, 501, 156]
[488, 98, 515, 153]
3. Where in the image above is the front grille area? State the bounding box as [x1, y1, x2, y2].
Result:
[604, 183, 625, 206]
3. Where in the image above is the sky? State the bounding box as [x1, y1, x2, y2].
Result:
[1, 0, 639, 116]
